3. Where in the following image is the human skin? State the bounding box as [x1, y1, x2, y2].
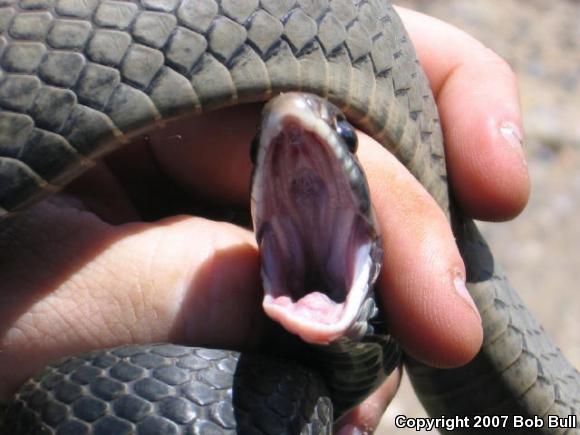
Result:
[0, 6, 529, 434]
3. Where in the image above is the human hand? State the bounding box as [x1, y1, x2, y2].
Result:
[0, 6, 529, 435]
[337, 6, 530, 433]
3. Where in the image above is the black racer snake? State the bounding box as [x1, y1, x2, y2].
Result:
[0, 1, 578, 433]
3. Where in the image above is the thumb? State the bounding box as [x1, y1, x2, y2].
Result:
[0, 198, 264, 399]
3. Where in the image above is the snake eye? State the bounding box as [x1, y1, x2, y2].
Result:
[250, 134, 260, 165]
[336, 117, 358, 154]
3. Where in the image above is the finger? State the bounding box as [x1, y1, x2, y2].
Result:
[358, 133, 483, 367]
[0, 200, 264, 400]
[335, 367, 402, 435]
[397, 7, 530, 221]
[148, 104, 261, 205]
[65, 161, 141, 224]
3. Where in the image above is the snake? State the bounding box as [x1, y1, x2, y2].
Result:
[0, 1, 579, 434]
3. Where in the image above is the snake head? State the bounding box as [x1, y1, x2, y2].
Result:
[251, 93, 383, 345]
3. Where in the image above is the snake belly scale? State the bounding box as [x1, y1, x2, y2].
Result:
[0, 1, 578, 434]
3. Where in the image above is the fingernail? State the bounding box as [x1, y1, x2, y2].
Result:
[500, 122, 527, 165]
[337, 424, 366, 435]
[453, 274, 481, 322]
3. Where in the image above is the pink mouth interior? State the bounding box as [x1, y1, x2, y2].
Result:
[257, 123, 372, 343]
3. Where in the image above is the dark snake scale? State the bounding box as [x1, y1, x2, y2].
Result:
[0, 1, 578, 434]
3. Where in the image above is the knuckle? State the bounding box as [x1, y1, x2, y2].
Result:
[481, 47, 517, 83]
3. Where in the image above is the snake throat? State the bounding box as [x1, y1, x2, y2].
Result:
[251, 94, 381, 345]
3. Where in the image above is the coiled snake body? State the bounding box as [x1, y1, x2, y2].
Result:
[0, 1, 578, 434]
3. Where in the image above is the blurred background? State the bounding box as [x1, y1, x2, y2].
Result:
[379, 1, 580, 432]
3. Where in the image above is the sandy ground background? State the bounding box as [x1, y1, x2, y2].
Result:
[378, 1, 580, 432]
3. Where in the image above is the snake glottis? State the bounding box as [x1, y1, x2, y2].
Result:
[0, 1, 578, 434]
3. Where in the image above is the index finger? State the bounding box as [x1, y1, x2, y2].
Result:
[397, 6, 530, 221]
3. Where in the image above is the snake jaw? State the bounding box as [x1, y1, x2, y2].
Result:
[252, 93, 382, 345]
[262, 238, 377, 344]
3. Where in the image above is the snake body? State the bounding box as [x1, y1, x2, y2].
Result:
[0, 1, 579, 434]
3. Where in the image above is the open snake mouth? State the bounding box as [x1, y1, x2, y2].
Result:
[251, 94, 382, 345]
